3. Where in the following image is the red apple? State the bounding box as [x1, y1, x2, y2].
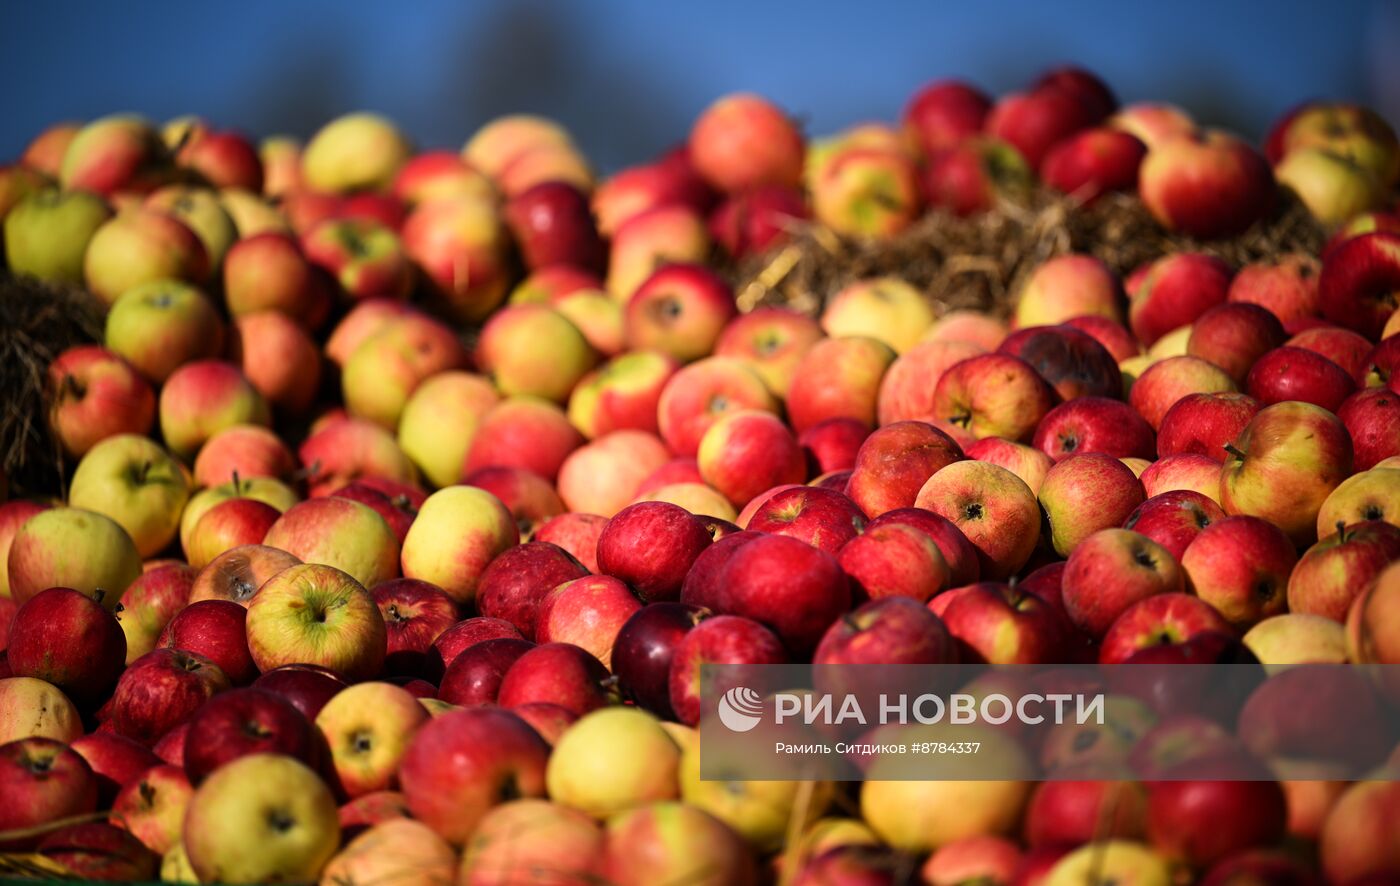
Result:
[6, 586, 125, 707]
[1099, 593, 1233, 664]
[596, 502, 713, 603]
[1181, 516, 1297, 629]
[495, 642, 611, 715]
[708, 184, 808, 257]
[1041, 127, 1146, 203]
[1038, 453, 1147, 557]
[678, 530, 764, 611]
[847, 421, 964, 517]
[837, 522, 950, 603]
[1024, 776, 1147, 848]
[1287, 325, 1373, 380]
[1287, 521, 1400, 622]
[1139, 132, 1275, 239]
[436, 637, 534, 707]
[923, 136, 1034, 216]
[532, 513, 607, 573]
[940, 582, 1067, 664]
[1317, 232, 1400, 339]
[109, 648, 230, 744]
[985, 86, 1095, 170]
[1339, 387, 1400, 470]
[68, 732, 161, 807]
[689, 93, 804, 193]
[998, 324, 1121, 401]
[0, 737, 98, 850]
[1033, 397, 1156, 461]
[503, 180, 604, 272]
[865, 508, 981, 587]
[1186, 303, 1288, 384]
[1128, 252, 1233, 347]
[182, 687, 314, 783]
[1227, 253, 1322, 329]
[251, 664, 347, 721]
[428, 617, 525, 673]
[612, 602, 706, 719]
[371, 578, 458, 678]
[1147, 777, 1287, 869]
[903, 80, 991, 156]
[931, 353, 1056, 442]
[745, 486, 867, 554]
[535, 575, 642, 668]
[156, 600, 255, 685]
[1062, 528, 1184, 638]
[1123, 490, 1226, 561]
[668, 614, 787, 726]
[625, 263, 737, 363]
[475, 542, 589, 640]
[399, 707, 550, 844]
[1245, 346, 1355, 412]
[1156, 392, 1261, 461]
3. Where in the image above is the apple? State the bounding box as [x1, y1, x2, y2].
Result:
[1178, 515, 1296, 629]
[1277, 146, 1386, 225]
[399, 706, 550, 843]
[174, 127, 261, 190]
[1062, 528, 1184, 638]
[1316, 467, 1400, 536]
[340, 313, 466, 429]
[300, 111, 409, 193]
[1034, 397, 1156, 463]
[847, 421, 964, 516]
[400, 485, 519, 606]
[226, 311, 321, 415]
[476, 541, 590, 638]
[1139, 131, 1274, 239]
[192, 424, 296, 487]
[314, 681, 428, 797]
[143, 185, 237, 272]
[246, 563, 387, 680]
[668, 614, 787, 726]
[1267, 101, 1400, 183]
[1155, 391, 1261, 462]
[396, 371, 499, 488]
[536, 576, 642, 668]
[219, 187, 290, 239]
[437, 637, 534, 707]
[546, 706, 680, 820]
[962, 437, 1053, 496]
[67, 731, 161, 808]
[187, 544, 298, 608]
[7, 507, 142, 609]
[221, 231, 328, 326]
[1147, 777, 1287, 869]
[1123, 490, 1225, 561]
[611, 602, 705, 719]
[327, 482, 416, 546]
[713, 308, 824, 401]
[0, 678, 83, 744]
[797, 418, 869, 477]
[556, 430, 672, 517]
[812, 593, 952, 663]
[1129, 252, 1233, 347]
[602, 801, 757, 886]
[252, 664, 347, 722]
[1242, 613, 1348, 670]
[695, 410, 805, 508]
[322, 818, 456, 886]
[713, 533, 850, 655]
[301, 216, 413, 302]
[567, 352, 679, 441]
[914, 461, 1040, 579]
[689, 93, 803, 192]
[503, 180, 604, 272]
[1039, 453, 1147, 557]
[789, 337, 897, 433]
[623, 264, 736, 363]
[1041, 127, 1146, 203]
[922, 135, 1034, 216]
[371, 578, 458, 677]
[7, 587, 125, 706]
[1129, 356, 1238, 430]
[45, 346, 155, 458]
[657, 356, 778, 456]
[157, 360, 269, 459]
[3, 188, 112, 284]
[812, 143, 922, 239]
[1041, 841, 1171, 886]
[1287, 520, 1400, 623]
[109, 649, 229, 744]
[604, 203, 711, 299]
[475, 304, 598, 403]
[1339, 387, 1400, 470]
[1024, 777, 1147, 848]
[1244, 345, 1355, 412]
[1317, 232, 1400, 339]
[83, 208, 209, 306]
[986, 86, 1095, 170]
[596, 502, 712, 603]
[391, 150, 493, 206]
[1034, 66, 1116, 119]
[402, 194, 512, 322]
[929, 353, 1056, 443]
[1013, 254, 1124, 328]
[301, 413, 418, 491]
[1098, 592, 1233, 665]
[68, 434, 188, 558]
[457, 799, 603, 884]
[923, 836, 1024, 886]
[1139, 455, 1223, 505]
[20, 122, 80, 175]
[860, 771, 1029, 854]
[743, 486, 865, 555]
[183, 752, 340, 883]
[59, 114, 168, 196]
[0, 501, 50, 599]
[591, 152, 714, 239]
[109, 764, 190, 855]
[679, 531, 763, 611]
[157, 599, 256, 685]
[1318, 779, 1400, 884]
[903, 79, 991, 155]
[1220, 401, 1353, 545]
[997, 325, 1119, 403]
[708, 184, 806, 257]
[1288, 326, 1374, 381]
[463, 114, 574, 181]
[262, 496, 399, 589]
[182, 687, 315, 784]
[117, 562, 195, 663]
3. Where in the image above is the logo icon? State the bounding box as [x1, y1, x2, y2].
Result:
[717, 686, 764, 732]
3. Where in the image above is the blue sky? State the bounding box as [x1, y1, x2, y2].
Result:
[2, 1, 1391, 173]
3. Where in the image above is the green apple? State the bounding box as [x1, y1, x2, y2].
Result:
[245, 563, 387, 679]
[183, 753, 340, 883]
[144, 185, 238, 270]
[104, 279, 225, 383]
[6, 507, 142, 609]
[3, 189, 111, 283]
[68, 434, 190, 557]
[301, 112, 411, 194]
[396, 371, 499, 489]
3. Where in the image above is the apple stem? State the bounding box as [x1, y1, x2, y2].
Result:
[1222, 443, 1247, 461]
[1337, 521, 1349, 542]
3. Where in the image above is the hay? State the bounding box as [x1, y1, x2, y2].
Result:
[733, 187, 1328, 318]
[0, 272, 105, 497]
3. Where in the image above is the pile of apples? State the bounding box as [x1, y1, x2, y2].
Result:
[1, 63, 1400, 885]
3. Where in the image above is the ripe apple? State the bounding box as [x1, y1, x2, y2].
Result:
[689, 93, 803, 193]
[465, 397, 585, 484]
[1098, 593, 1233, 664]
[604, 203, 710, 298]
[436, 637, 534, 707]
[1155, 391, 1261, 462]
[392, 150, 493, 206]
[860, 773, 1029, 854]
[395, 370, 499, 488]
[476, 541, 590, 638]
[1123, 490, 1225, 561]
[1147, 777, 1287, 869]
[595, 502, 712, 603]
[1318, 779, 1400, 884]
[46, 345, 155, 459]
[182, 688, 315, 783]
[847, 421, 963, 516]
[567, 351, 678, 440]
[1033, 396, 1155, 461]
[1039, 453, 1147, 556]
[399, 706, 550, 843]
[1288, 521, 1400, 622]
[222, 231, 328, 326]
[192, 424, 296, 487]
[340, 312, 466, 429]
[183, 752, 340, 883]
[922, 135, 1034, 216]
[1024, 777, 1147, 848]
[246, 563, 387, 680]
[504, 180, 604, 272]
[603, 800, 757, 886]
[1041, 127, 1146, 203]
[1139, 131, 1274, 239]
[371, 578, 458, 677]
[1129, 252, 1233, 347]
[1042, 840, 1171, 886]
[60, 114, 168, 196]
[109, 649, 229, 744]
[228, 311, 322, 414]
[157, 599, 256, 685]
[7, 587, 125, 707]
[402, 194, 511, 322]
[1220, 400, 1353, 545]
[789, 337, 897, 434]
[0, 678, 83, 744]
[158, 360, 270, 459]
[1245, 345, 1355, 412]
[624, 264, 736, 362]
[1242, 613, 1348, 670]
[476, 304, 598, 403]
[1063, 528, 1184, 638]
[0, 737, 98, 851]
[986, 86, 1095, 170]
[251, 664, 347, 722]
[1013, 254, 1124, 327]
[109, 764, 190, 855]
[536, 575, 642, 668]
[400, 485, 518, 606]
[708, 184, 807, 257]
[812, 144, 923, 239]
[713, 533, 850, 655]
[68, 434, 189, 557]
[315, 681, 428, 797]
[143, 185, 238, 270]
[4, 188, 112, 285]
[612, 602, 706, 719]
[656, 356, 777, 456]
[914, 460, 1040, 579]
[1180, 516, 1297, 628]
[116, 562, 195, 663]
[1317, 232, 1400, 339]
[668, 614, 787, 726]
[1339, 387, 1400, 470]
[301, 112, 409, 193]
[1316, 467, 1400, 535]
[547, 706, 680, 819]
[713, 307, 823, 399]
[83, 208, 209, 306]
[903, 79, 991, 155]
[262, 496, 399, 589]
[7, 507, 142, 609]
[461, 799, 604, 885]
[0, 501, 50, 599]
[696, 410, 805, 508]
[301, 416, 418, 498]
[496, 642, 611, 715]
